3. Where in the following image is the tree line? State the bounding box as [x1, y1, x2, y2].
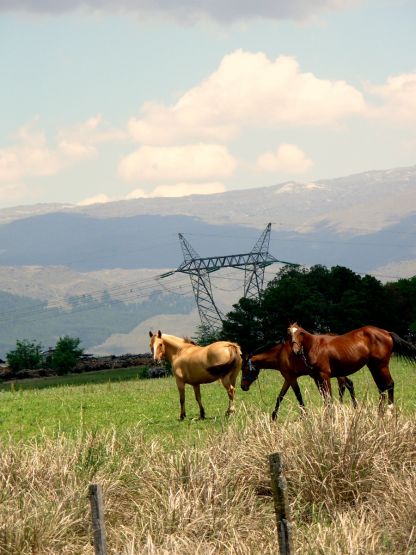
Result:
[5, 336, 83, 375]
[197, 264, 416, 354]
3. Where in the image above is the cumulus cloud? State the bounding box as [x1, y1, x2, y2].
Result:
[77, 194, 112, 206]
[366, 73, 416, 124]
[128, 51, 366, 146]
[0, 0, 362, 23]
[118, 144, 237, 182]
[126, 182, 225, 198]
[0, 115, 125, 184]
[0, 126, 61, 183]
[256, 144, 313, 174]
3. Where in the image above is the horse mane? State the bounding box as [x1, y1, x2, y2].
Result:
[251, 339, 284, 356]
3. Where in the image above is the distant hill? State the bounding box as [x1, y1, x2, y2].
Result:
[2, 164, 416, 235]
[0, 163, 415, 357]
[0, 211, 415, 274]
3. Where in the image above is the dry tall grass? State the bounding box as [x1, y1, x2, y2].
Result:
[0, 404, 415, 554]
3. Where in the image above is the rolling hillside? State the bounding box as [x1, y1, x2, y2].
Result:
[0, 164, 415, 358]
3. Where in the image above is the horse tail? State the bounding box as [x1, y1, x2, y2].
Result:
[390, 332, 416, 363]
[206, 343, 242, 377]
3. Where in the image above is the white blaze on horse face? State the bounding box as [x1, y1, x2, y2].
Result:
[150, 336, 159, 361]
[289, 326, 301, 354]
[153, 338, 164, 362]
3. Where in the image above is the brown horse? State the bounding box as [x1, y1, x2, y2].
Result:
[241, 341, 357, 420]
[287, 323, 416, 413]
[149, 331, 242, 420]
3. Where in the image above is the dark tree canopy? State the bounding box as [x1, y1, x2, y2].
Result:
[221, 264, 416, 353]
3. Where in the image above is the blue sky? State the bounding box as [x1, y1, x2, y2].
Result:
[0, 0, 415, 208]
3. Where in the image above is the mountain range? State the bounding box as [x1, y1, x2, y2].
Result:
[0, 164, 415, 358]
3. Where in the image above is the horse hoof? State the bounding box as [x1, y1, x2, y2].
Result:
[180, 414, 186, 421]
[271, 411, 277, 421]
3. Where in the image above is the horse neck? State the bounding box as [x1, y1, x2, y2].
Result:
[161, 335, 186, 361]
[252, 344, 284, 369]
[301, 330, 314, 352]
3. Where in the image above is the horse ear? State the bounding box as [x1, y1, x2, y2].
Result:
[149, 331, 153, 338]
[157, 330, 162, 338]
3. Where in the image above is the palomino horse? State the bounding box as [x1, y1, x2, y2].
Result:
[149, 331, 242, 420]
[287, 323, 416, 413]
[241, 341, 357, 420]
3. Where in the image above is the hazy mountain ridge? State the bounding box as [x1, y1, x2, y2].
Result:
[1, 164, 416, 357]
[1, 165, 416, 234]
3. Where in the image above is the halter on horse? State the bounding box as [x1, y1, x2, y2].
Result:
[241, 341, 356, 420]
[287, 323, 416, 413]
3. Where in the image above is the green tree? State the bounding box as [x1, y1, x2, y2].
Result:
[220, 263, 416, 349]
[6, 339, 43, 372]
[221, 296, 264, 355]
[193, 324, 222, 346]
[48, 336, 84, 375]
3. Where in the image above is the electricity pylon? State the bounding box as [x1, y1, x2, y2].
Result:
[160, 223, 297, 331]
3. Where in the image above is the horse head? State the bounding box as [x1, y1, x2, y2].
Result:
[149, 330, 165, 362]
[287, 322, 305, 356]
[240, 356, 260, 391]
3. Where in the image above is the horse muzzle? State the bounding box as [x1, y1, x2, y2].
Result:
[241, 381, 250, 391]
[291, 342, 302, 356]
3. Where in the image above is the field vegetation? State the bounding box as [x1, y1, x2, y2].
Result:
[0, 358, 415, 553]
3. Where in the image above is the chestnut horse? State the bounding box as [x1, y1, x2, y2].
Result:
[149, 331, 242, 420]
[241, 341, 356, 420]
[287, 323, 416, 413]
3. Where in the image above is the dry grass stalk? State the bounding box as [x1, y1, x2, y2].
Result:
[0, 405, 415, 554]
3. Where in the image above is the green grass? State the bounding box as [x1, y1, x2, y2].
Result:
[0, 358, 415, 443]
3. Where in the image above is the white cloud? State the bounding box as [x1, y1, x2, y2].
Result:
[58, 114, 127, 154]
[128, 51, 366, 146]
[0, 115, 125, 184]
[0, 0, 362, 23]
[256, 143, 313, 174]
[77, 194, 112, 206]
[126, 182, 225, 198]
[0, 127, 60, 183]
[366, 73, 416, 124]
[118, 144, 237, 182]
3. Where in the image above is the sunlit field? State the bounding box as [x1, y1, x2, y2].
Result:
[0, 357, 415, 443]
[0, 358, 415, 554]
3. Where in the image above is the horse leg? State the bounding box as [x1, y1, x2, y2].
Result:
[368, 364, 394, 415]
[192, 384, 205, 420]
[175, 377, 186, 420]
[314, 374, 332, 406]
[343, 376, 358, 408]
[291, 380, 306, 415]
[337, 377, 346, 403]
[271, 379, 291, 421]
[220, 375, 236, 416]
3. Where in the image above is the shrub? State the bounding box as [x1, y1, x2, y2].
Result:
[6, 339, 43, 373]
[48, 336, 84, 375]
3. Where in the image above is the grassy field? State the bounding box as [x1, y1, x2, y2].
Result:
[0, 358, 415, 554]
[0, 357, 415, 443]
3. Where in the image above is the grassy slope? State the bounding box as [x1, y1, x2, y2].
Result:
[0, 360, 415, 554]
[1, 357, 415, 443]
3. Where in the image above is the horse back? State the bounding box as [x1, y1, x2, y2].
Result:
[175, 341, 242, 383]
[308, 326, 393, 375]
[252, 341, 309, 377]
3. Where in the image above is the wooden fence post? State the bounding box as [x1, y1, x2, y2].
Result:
[269, 452, 293, 555]
[89, 484, 108, 555]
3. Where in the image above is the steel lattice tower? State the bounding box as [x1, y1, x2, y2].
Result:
[160, 223, 296, 331]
